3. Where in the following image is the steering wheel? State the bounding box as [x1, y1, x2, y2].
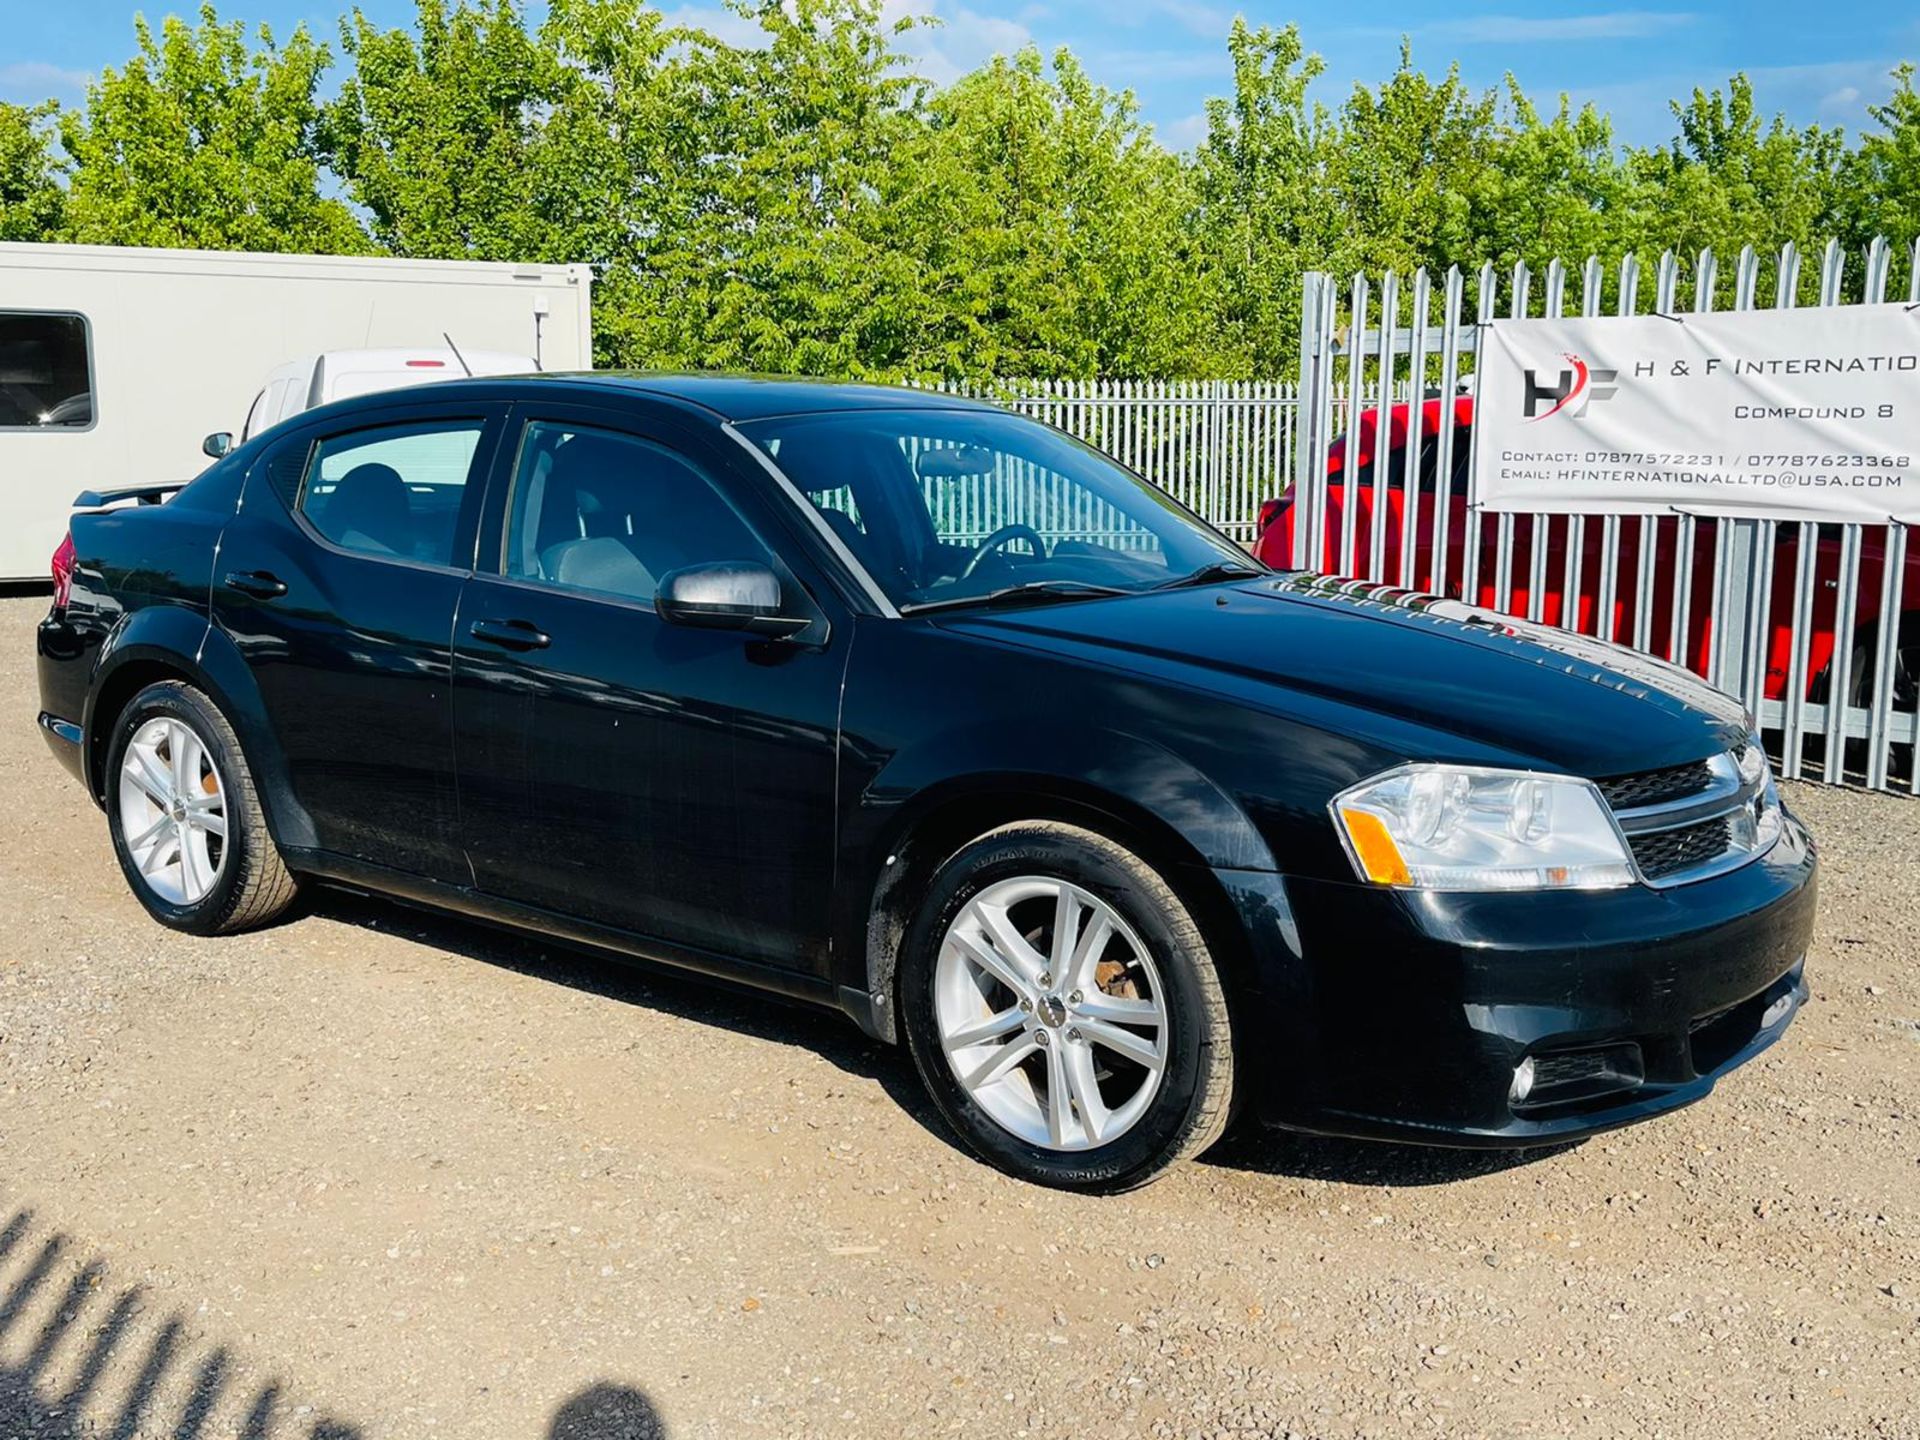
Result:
[960, 523, 1048, 579]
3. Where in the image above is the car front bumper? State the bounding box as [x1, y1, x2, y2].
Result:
[1220, 806, 1818, 1147]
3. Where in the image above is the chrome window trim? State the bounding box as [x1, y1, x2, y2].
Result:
[721, 421, 901, 619]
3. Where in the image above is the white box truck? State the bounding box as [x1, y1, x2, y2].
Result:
[0, 242, 593, 581]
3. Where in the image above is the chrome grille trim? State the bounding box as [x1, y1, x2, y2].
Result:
[1602, 745, 1777, 889]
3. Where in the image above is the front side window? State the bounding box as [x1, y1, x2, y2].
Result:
[740, 408, 1249, 610]
[503, 421, 769, 604]
[298, 420, 484, 565]
[0, 312, 93, 430]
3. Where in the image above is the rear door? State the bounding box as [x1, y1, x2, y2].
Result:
[450, 399, 849, 974]
[215, 399, 506, 880]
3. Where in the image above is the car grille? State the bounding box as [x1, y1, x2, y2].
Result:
[1598, 744, 1776, 888]
[1629, 815, 1735, 882]
[1594, 760, 1714, 812]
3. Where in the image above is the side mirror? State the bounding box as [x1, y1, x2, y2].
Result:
[655, 562, 811, 639]
[202, 432, 235, 459]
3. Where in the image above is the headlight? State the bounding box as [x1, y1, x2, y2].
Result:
[1741, 733, 1783, 852]
[1332, 764, 1636, 891]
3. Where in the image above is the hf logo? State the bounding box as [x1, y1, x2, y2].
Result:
[1521, 353, 1618, 421]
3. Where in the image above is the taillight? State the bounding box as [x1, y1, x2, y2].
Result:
[51, 532, 75, 612]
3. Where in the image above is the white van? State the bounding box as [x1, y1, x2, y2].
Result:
[236, 346, 540, 445]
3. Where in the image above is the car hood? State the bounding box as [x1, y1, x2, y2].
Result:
[937, 572, 1750, 777]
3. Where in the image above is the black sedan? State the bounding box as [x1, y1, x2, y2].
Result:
[35, 375, 1817, 1191]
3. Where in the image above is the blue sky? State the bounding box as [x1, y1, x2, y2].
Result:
[3, 1, 1913, 150]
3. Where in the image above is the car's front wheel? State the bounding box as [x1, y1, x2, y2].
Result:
[105, 680, 299, 935]
[899, 821, 1235, 1192]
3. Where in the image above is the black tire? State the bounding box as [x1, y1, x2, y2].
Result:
[104, 681, 300, 935]
[898, 821, 1235, 1193]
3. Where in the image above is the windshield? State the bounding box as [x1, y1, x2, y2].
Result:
[739, 407, 1254, 611]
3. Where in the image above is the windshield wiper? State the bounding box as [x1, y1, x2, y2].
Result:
[900, 579, 1133, 616]
[1148, 559, 1268, 591]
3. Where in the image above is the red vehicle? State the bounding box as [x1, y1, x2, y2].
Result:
[1253, 396, 1920, 712]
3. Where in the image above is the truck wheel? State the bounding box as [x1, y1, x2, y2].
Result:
[899, 821, 1234, 1192]
[105, 681, 300, 935]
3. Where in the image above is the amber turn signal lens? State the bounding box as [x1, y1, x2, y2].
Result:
[1339, 807, 1411, 886]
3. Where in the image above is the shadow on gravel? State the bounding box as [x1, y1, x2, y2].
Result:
[0, 1204, 672, 1438]
[0, 1205, 364, 1440]
[549, 1382, 668, 1438]
[303, 889, 1584, 1192]
[1200, 1127, 1582, 1187]
[305, 888, 946, 1135]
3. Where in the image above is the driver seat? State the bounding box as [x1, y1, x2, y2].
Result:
[772, 431, 917, 586]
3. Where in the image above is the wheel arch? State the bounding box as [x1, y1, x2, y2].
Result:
[84, 607, 317, 851]
[849, 766, 1269, 1047]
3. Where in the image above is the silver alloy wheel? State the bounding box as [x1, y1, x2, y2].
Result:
[934, 876, 1169, 1151]
[117, 715, 228, 906]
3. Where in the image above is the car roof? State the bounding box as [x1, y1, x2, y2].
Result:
[361, 372, 1006, 424]
[578, 373, 1006, 421]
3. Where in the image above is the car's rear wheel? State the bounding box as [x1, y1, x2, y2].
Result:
[899, 822, 1234, 1192]
[106, 681, 299, 934]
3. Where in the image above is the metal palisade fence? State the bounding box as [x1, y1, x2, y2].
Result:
[928, 378, 1299, 544]
[1289, 238, 1920, 795]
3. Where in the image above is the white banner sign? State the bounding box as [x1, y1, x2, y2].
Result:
[1475, 304, 1920, 523]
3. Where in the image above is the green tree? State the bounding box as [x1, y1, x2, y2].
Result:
[325, 0, 696, 367]
[27, 0, 1919, 379]
[1628, 75, 1846, 271]
[1461, 86, 1636, 284]
[888, 46, 1212, 378]
[58, 5, 368, 252]
[327, 0, 566, 260]
[652, 0, 929, 375]
[1839, 65, 1920, 255]
[0, 102, 64, 242]
[533, 0, 696, 367]
[1189, 20, 1334, 376]
[1325, 46, 1497, 278]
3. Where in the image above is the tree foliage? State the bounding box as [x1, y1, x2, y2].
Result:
[0, 102, 64, 242]
[5, 1, 1917, 375]
[56, 5, 367, 252]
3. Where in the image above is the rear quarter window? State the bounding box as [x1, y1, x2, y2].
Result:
[265, 418, 486, 568]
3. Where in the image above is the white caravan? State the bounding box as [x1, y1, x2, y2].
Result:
[0, 242, 593, 581]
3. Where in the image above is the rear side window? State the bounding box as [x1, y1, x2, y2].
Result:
[503, 421, 768, 604]
[296, 420, 485, 566]
[0, 312, 94, 430]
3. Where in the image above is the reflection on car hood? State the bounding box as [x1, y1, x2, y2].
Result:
[938, 572, 1750, 776]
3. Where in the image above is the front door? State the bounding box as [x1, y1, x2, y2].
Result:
[217, 404, 503, 881]
[451, 405, 847, 973]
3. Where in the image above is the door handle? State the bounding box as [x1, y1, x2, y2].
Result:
[225, 570, 288, 600]
[469, 617, 551, 651]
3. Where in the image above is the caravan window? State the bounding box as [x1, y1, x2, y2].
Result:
[0, 312, 94, 430]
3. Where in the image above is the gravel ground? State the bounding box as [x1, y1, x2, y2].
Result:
[2, 592, 1917, 1440]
